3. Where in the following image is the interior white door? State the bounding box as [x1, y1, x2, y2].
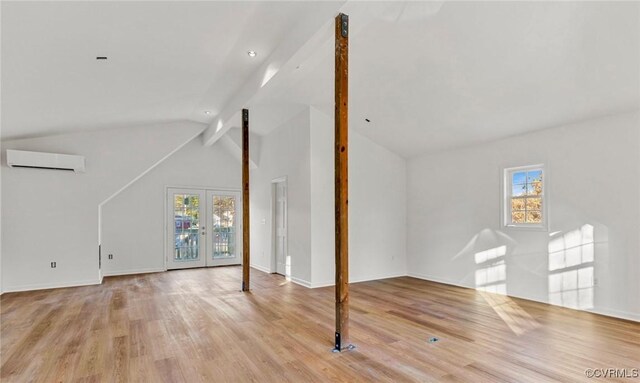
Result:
[167, 188, 206, 269]
[207, 190, 242, 267]
[274, 180, 288, 276]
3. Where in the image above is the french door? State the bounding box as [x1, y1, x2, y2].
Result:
[167, 188, 242, 270]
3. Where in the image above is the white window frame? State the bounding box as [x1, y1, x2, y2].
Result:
[502, 164, 548, 231]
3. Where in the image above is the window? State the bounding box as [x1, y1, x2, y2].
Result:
[503, 165, 546, 229]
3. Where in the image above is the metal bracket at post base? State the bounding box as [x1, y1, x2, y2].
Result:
[332, 332, 356, 353]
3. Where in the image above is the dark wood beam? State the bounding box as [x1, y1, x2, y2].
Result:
[334, 13, 352, 352]
[242, 108, 250, 292]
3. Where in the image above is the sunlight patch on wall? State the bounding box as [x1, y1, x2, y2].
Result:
[548, 224, 595, 310]
[475, 245, 507, 295]
[475, 245, 506, 264]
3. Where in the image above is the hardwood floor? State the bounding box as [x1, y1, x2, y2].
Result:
[1, 267, 638, 382]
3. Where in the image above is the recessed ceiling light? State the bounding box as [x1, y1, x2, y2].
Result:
[204, 111, 212, 115]
[247, 51, 257, 58]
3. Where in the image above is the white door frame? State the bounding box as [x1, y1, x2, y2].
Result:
[271, 177, 288, 276]
[165, 186, 242, 270]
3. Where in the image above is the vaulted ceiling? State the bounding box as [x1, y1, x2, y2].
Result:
[3, 1, 639, 157]
[246, 1, 640, 156]
[1, 1, 343, 139]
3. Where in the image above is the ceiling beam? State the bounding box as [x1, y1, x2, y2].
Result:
[202, 1, 346, 147]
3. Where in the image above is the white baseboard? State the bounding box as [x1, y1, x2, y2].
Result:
[583, 307, 640, 322]
[311, 281, 334, 288]
[105, 265, 277, 278]
[407, 271, 469, 289]
[4, 278, 102, 293]
[103, 267, 166, 277]
[408, 272, 640, 323]
[250, 266, 310, 288]
[290, 276, 312, 288]
[311, 272, 408, 289]
[250, 264, 272, 274]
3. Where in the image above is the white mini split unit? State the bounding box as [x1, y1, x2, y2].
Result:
[6, 150, 86, 173]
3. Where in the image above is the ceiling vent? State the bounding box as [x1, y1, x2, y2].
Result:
[6, 150, 86, 173]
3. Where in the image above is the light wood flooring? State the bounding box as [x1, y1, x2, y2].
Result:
[1, 266, 639, 382]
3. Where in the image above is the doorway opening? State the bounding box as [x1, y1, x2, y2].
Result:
[166, 187, 242, 270]
[271, 177, 289, 277]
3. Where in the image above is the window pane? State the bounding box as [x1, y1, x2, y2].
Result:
[527, 181, 543, 196]
[511, 198, 525, 210]
[512, 171, 526, 185]
[527, 170, 542, 183]
[512, 211, 525, 223]
[512, 183, 527, 197]
[526, 210, 542, 223]
[526, 197, 542, 210]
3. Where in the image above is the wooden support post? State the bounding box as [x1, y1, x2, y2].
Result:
[242, 108, 251, 292]
[334, 13, 352, 352]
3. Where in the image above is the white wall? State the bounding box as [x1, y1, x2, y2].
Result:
[0, 146, 2, 293]
[251, 107, 407, 288]
[101, 138, 240, 276]
[310, 108, 407, 287]
[0, 1, 2, 292]
[310, 108, 334, 286]
[1, 122, 204, 292]
[250, 109, 312, 284]
[2, 106, 407, 292]
[407, 111, 640, 321]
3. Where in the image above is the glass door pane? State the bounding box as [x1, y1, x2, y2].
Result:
[207, 191, 242, 267]
[213, 196, 236, 259]
[174, 194, 200, 261]
[167, 189, 205, 269]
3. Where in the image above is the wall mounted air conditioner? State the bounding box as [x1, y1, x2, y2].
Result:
[6, 150, 86, 173]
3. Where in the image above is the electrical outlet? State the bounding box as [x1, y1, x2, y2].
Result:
[108, 254, 113, 260]
[50, 262, 56, 268]
[594, 278, 599, 286]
